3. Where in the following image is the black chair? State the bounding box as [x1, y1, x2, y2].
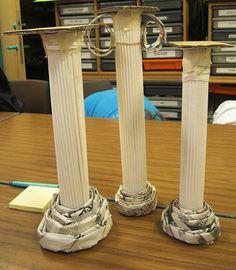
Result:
[9, 80, 51, 114]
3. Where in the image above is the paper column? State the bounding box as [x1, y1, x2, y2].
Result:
[179, 47, 211, 210]
[113, 10, 147, 193]
[41, 32, 89, 209]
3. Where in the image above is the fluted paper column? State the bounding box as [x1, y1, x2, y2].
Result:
[179, 47, 210, 210]
[3, 26, 113, 253]
[85, 6, 165, 216]
[99, 8, 160, 217]
[160, 41, 233, 245]
[41, 31, 89, 209]
[114, 10, 146, 193]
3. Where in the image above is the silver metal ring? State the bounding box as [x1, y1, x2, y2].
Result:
[84, 14, 114, 57]
[141, 13, 166, 52]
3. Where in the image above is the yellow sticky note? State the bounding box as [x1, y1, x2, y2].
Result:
[9, 186, 59, 213]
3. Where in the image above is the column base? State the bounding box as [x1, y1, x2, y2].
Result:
[37, 186, 112, 253]
[115, 181, 157, 216]
[161, 199, 220, 245]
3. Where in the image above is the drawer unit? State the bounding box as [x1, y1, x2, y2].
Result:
[99, 1, 136, 8]
[213, 6, 236, 17]
[146, 23, 183, 35]
[212, 53, 236, 64]
[144, 81, 182, 96]
[143, 10, 182, 24]
[213, 17, 236, 29]
[60, 15, 94, 26]
[143, 59, 182, 71]
[141, 0, 182, 11]
[211, 4, 236, 76]
[143, 47, 182, 59]
[82, 60, 97, 71]
[81, 49, 96, 60]
[212, 64, 236, 75]
[59, 3, 94, 15]
[101, 59, 116, 71]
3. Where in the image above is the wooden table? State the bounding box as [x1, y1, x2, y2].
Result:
[0, 111, 19, 122]
[0, 113, 235, 270]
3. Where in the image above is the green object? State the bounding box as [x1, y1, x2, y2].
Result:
[6, 44, 30, 50]
[33, 0, 57, 2]
[0, 180, 59, 188]
[0, 46, 3, 69]
[12, 22, 17, 30]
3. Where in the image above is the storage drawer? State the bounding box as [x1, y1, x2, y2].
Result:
[213, 17, 236, 29]
[102, 51, 115, 59]
[81, 49, 96, 60]
[212, 64, 236, 75]
[213, 6, 236, 17]
[144, 81, 182, 96]
[143, 47, 182, 59]
[148, 96, 182, 108]
[143, 10, 182, 24]
[81, 38, 96, 49]
[60, 15, 94, 26]
[59, 3, 94, 15]
[141, 0, 182, 11]
[143, 59, 182, 71]
[158, 108, 182, 120]
[82, 60, 97, 71]
[212, 41, 236, 52]
[101, 59, 115, 71]
[212, 53, 236, 64]
[99, 1, 136, 8]
[100, 37, 112, 48]
[146, 23, 183, 35]
[212, 30, 236, 41]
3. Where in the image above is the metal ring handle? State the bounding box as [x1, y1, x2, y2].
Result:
[84, 14, 114, 57]
[141, 13, 166, 52]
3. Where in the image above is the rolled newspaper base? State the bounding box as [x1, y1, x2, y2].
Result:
[161, 199, 220, 245]
[96, 6, 164, 216]
[161, 41, 232, 244]
[3, 25, 112, 252]
[38, 187, 112, 252]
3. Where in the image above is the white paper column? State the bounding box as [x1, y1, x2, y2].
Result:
[179, 47, 211, 210]
[42, 32, 89, 209]
[113, 10, 147, 193]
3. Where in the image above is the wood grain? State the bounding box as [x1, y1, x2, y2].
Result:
[0, 113, 236, 269]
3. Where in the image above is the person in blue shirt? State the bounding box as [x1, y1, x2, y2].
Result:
[84, 88, 162, 120]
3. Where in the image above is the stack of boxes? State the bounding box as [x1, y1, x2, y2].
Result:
[59, 2, 96, 71]
[99, 0, 135, 71]
[211, 5, 236, 75]
[141, 0, 184, 120]
[141, 0, 183, 71]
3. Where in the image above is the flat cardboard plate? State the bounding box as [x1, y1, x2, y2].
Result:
[168, 41, 234, 48]
[3, 25, 97, 36]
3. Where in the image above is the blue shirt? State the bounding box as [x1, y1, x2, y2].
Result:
[84, 89, 160, 120]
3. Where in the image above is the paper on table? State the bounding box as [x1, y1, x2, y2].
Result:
[9, 186, 59, 213]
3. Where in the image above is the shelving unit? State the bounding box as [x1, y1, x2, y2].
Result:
[208, 1, 236, 84]
[55, 0, 188, 81]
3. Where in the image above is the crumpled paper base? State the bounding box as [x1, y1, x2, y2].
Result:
[161, 199, 220, 245]
[37, 186, 112, 253]
[115, 181, 157, 216]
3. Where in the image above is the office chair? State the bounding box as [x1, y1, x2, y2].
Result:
[9, 79, 113, 114]
[9, 80, 51, 114]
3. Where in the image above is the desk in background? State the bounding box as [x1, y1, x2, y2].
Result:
[0, 113, 235, 270]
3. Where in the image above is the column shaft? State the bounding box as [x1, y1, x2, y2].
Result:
[113, 10, 147, 193]
[42, 32, 89, 209]
[179, 47, 211, 210]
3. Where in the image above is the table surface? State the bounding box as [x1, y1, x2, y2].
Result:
[0, 111, 19, 122]
[0, 113, 235, 270]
